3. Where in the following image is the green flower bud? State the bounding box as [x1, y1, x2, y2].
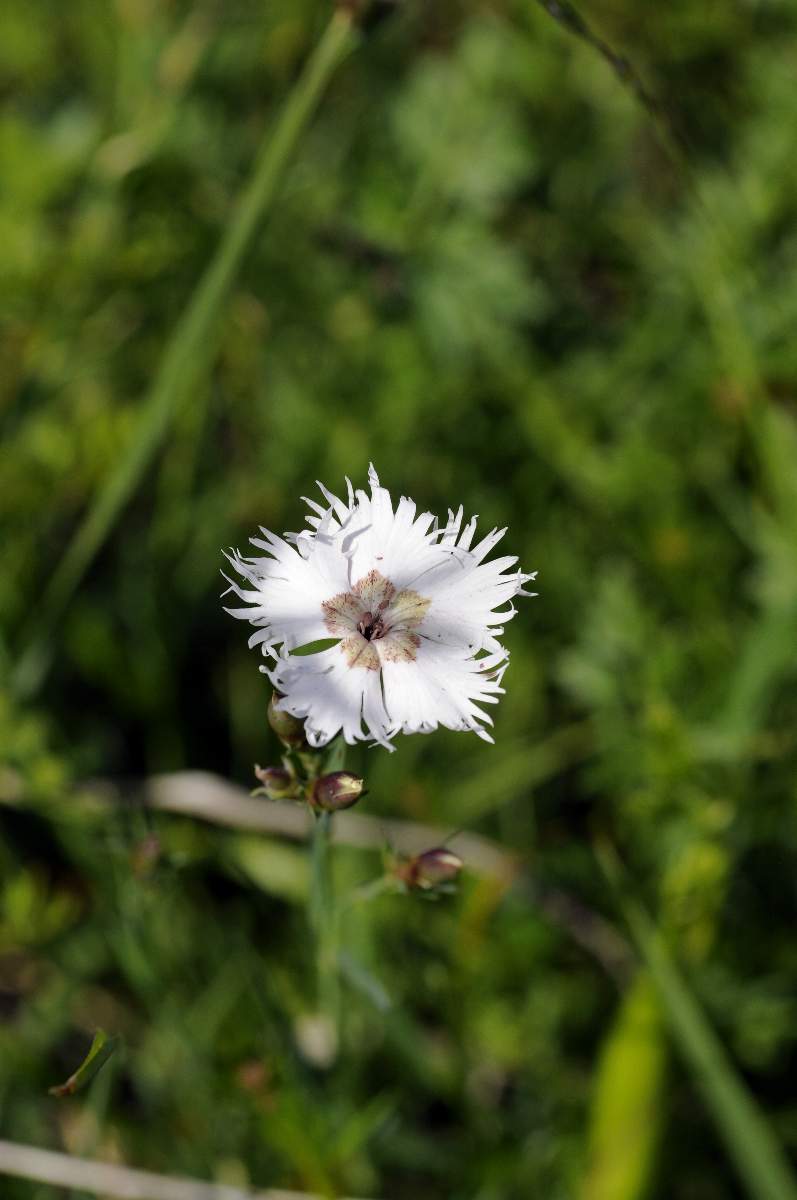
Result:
[310, 771, 364, 812]
[268, 693, 307, 748]
[253, 765, 297, 800]
[405, 847, 463, 890]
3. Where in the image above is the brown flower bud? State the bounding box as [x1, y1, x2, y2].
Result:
[253, 765, 297, 800]
[403, 847, 463, 890]
[267, 693, 307, 748]
[310, 771, 364, 812]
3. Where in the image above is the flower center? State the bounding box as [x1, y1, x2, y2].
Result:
[357, 611, 386, 641]
[321, 569, 431, 670]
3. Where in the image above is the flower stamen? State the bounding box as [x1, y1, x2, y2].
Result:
[357, 612, 386, 641]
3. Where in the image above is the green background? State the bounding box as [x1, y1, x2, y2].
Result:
[2, 1, 797, 1197]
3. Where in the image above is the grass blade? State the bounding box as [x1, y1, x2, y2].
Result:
[13, 9, 358, 699]
[49, 1030, 121, 1098]
[580, 972, 667, 1200]
[598, 843, 797, 1200]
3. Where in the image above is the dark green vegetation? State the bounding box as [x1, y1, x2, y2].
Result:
[3, 2, 797, 1197]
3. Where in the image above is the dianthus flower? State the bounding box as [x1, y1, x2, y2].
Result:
[224, 466, 535, 750]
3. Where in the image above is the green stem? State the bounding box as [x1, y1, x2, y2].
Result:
[310, 810, 340, 1032]
[345, 875, 394, 910]
[598, 842, 797, 1200]
[13, 9, 358, 699]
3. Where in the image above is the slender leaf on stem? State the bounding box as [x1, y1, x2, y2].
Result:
[13, 9, 358, 699]
[598, 843, 797, 1200]
[49, 1030, 121, 1098]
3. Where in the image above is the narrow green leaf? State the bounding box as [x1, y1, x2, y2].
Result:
[13, 9, 358, 699]
[598, 844, 797, 1200]
[291, 638, 340, 657]
[48, 1030, 121, 1098]
[581, 972, 667, 1200]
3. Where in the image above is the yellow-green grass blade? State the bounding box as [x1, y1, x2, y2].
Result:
[600, 845, 797, 1200]
[580, 973, 667, 1200]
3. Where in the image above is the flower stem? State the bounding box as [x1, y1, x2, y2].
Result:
[309, 809, 340, 1036]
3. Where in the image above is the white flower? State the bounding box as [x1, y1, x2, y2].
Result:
[223, 465, 536, 750]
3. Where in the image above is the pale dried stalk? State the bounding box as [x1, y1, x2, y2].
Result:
[86, 770, 520, 880]
[0, 1138, 372, 1200]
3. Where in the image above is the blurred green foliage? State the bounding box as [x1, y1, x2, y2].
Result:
[2, 1, 797, 1197]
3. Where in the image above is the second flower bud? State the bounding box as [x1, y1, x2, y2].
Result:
[310, 771, 364, 812]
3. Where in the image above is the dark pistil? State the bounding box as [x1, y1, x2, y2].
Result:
[357, 611, 386, 641]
